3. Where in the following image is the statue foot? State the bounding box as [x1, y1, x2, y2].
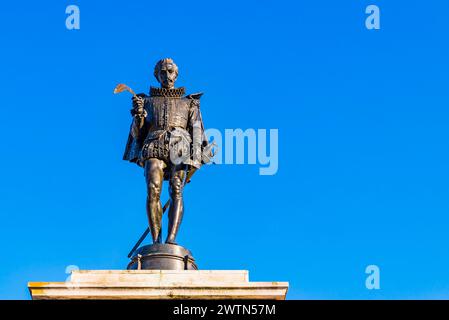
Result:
[165, 239, 177, 245]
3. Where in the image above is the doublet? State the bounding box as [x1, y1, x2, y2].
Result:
[123, 86, 211, 177]
[140, 87, 193, 163]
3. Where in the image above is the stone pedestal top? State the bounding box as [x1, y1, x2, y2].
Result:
[28, 270, 289, 300]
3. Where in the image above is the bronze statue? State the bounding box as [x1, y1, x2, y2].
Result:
[122, 58, 212, 248]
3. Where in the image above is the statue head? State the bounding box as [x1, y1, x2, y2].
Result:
[154, 58, 179, 89]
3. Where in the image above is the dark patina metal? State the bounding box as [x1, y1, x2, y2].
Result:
[127, 243, 197, 270]
[122, 58, 212, 269]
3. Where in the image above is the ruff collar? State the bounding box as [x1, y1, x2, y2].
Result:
[149, 86, 185, 98]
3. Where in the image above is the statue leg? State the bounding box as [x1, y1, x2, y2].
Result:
[144, 158, 166, 244]
[165, 164, 187, 245]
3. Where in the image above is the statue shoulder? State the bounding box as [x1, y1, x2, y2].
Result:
[185, 92, 204, 109]
[186, 92, 204, 100]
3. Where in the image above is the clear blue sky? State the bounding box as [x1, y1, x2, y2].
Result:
[0, 0, 448, 299]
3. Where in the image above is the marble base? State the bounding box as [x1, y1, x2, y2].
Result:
[28, 270, 289, 300]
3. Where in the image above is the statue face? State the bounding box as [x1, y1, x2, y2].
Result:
[157, 63, 178, 89]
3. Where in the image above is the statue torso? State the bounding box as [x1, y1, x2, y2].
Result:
[140, 87, 192, 165]
[144, 95, 191, 133]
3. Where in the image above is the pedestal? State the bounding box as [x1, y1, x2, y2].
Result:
[127, 243, 197, 270]
[28, 270, 289, 300]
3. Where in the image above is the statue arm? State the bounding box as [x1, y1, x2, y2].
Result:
[130, 94, 148, 139]
[187, 93, 205, 167]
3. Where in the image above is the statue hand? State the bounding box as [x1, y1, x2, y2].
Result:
[131, 96, 146, 117]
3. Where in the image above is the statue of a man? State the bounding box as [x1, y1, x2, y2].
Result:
[123, 58, 212, 245]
